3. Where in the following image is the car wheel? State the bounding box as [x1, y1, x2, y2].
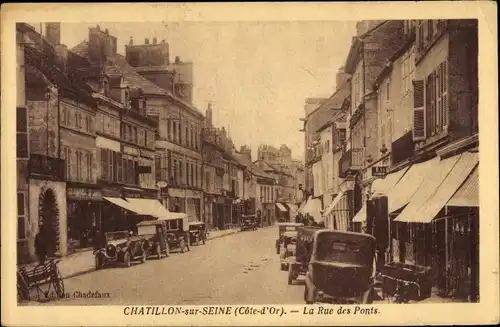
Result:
[124, 252, 131, 267]
[95, 254, 102, 270]
[361, 288, 374, 304]
[305, 285, 314, 304]
[180, 240, 186, 253]
[157, 245, 162, 260]
[288, 266, 294, 285]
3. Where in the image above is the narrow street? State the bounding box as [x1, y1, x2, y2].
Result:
[32, 227, 305, 305]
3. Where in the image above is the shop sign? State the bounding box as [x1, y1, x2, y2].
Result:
[102, 187, 122, 197]
[140, 149, 155, 159]
[372, 166, 387, 177]
[68, 188, 102, 200]
[123, 146, 139, 156]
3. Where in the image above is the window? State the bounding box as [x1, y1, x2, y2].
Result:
[417, 20, 424, 49]
[172, 159, 178, 186]
[191, 162, 195, 187]
[122, 158, 128, 183]
[76, 113, 82, 129]
[427, 20, 434, 40]
[86, 150, 92, 182]
[132, 126, 137, 144]
[167, 118, 172, 141]
[386, 81, 390, 101]
[61, 106, 66, 125]
[16, 107, 28, 158]
[127, 125, 132, 142]
[205, 172, 210, 191]
[65, 147, 71, 180]
[179, 159, 184, 186]
[185, 125, 189, 147]
[17, 192, 26, 239]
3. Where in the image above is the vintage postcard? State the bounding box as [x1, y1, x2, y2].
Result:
[1, 2, 498, 326]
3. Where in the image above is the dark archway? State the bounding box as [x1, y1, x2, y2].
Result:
[38, 188, 60, 256]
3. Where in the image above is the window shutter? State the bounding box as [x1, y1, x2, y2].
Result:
[412, 80, 426, 140]
[442, 61, 448, 130]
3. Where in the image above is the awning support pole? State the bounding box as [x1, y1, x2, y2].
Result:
[445, 206, 449, 295]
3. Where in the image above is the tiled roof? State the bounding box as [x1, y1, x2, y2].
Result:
[233, 152, 274, 180]
[24, 45, 95, 106]
[321, 87, 350, 110]
[107, 54, 169, 96]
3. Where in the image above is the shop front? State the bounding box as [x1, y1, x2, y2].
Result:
[168, 188, 202, 222]
[66, 185, 102, 253]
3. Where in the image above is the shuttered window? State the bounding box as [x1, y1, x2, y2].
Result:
[101, 149, 109, 181]
[412, 79, 426, 140]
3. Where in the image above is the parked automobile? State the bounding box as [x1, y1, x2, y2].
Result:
[188, 221, 207, 246]
[136, 219, 171, 259]
[165, 214, 191, 253]
[276, 222, 303, 255]
[280, 230, 297, 271]
[304, 230, 377, 304]
[288, 226, 323, 285]
[94, 231, 148, 269]
[240, 214, 258, 231]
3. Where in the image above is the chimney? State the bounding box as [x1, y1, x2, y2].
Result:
[145, 38, 149, 44]
[45, 23, 61, 45]
[205, 102, 213, 128]
[54, 44, 69, 73]
[129, 36, 133, 45]
[153, 37, 157, 44]
[175, 56, 181, 64]
[105, 28, 109, 35]
[161, 40, 165, 44]
[240, 145, 252, 162]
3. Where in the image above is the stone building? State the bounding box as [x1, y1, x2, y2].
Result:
[348, 20, 479, 302]
[71, 25, 159, 239]
[342, 20, 405, 231]
[125, 37, 194, 104]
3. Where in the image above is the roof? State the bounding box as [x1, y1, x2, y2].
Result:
[70, 42, 204, 117]
[24, 45, 96, 106]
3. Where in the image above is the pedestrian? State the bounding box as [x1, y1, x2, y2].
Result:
[34, 225, 48, 265]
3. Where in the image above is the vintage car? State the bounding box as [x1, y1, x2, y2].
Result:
[165, 214, 191, 253]
[94, 231, 149, 269]
[288, 226, 323, 285]
[136, 219, 171, 259]
[188, 221, 207, 246]
[276, 222, 303, 255]
[280, 230, 298, 271]
[240, 214, 258, 231]
[304, 230, 377, 304]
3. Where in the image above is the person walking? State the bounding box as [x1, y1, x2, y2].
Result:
[34, 225, 48, 265]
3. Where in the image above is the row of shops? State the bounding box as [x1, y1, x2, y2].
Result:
[294, 135, 479, 302]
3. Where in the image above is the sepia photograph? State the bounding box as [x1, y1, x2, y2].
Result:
[1, 2, 498, 326]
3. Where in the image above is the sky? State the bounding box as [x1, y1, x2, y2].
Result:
[53, 21, 357, 161]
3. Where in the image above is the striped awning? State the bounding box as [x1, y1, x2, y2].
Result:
[395, 152, 478, 223]
[103, 197, 140, 213]
[447, 165, 479, 207]
[276, 203, 288, 212]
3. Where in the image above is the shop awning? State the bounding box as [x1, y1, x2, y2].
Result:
[322, 191, 344, 218]
[297, 197, 310, 214]
[395, 152, 477, 223]
[352, 167, 410, 223]
[149, 200, 188, 220]
[387, 157, 440, 214]
[276, 203, 288, 212]
[103, 197, 140, 213]
[302, 197, 323, 223]
[447, 165, 479, 207]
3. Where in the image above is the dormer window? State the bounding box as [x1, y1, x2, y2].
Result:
[100, 76, 110, 96]
[142, 98, 147, 116]
[124, 90, 130, 109]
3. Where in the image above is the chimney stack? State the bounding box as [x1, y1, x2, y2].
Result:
[175, 56, 181, 64]
[129, 36, 133, 45]
[105, 28, 109, 35]
[153, 37, 157, 44]
[145, 38, 149, 44]
[45, 22, 61, 45]
[205, 102, 213, 128]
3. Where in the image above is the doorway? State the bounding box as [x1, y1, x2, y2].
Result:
[38, 188, 60, 256]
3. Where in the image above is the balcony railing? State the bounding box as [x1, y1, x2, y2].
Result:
[338, 148, 364, 178]
[28, 154, 65, 181]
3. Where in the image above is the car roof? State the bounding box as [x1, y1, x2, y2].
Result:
[283, 231, 298, 237]
[278, 222, 304, 227]
[189, 221, 205, 225]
